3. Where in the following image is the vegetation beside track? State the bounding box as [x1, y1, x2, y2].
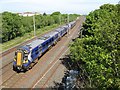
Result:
[69, 4, 120, 88]
[1, 11, 79, 51]
[1, 24, 59, 51]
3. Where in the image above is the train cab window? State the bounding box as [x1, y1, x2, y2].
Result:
[15, 51, 17, 56]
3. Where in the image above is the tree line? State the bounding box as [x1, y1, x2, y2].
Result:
[1, 11, 79, 43]
[70, 4, 120, 88]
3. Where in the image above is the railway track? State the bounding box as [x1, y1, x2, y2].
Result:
[32, 48, 69, 88]
[31, 17, 84, 88]
[1, 25, 65, 75]
[0, 25, 67, 71]
[1, 16, 85, 88]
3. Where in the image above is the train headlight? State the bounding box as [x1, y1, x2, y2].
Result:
[23, 59, 28, 64]
[14, 58, 16, 61]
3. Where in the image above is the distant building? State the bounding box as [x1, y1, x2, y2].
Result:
[17, 13, 23, 16]
[17, 12, 40, 16]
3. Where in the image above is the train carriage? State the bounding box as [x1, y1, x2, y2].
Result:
[13, 39, 45, 71]
[13, 31, 60, 71]
[13, 21, 76, 72]
[68, 21, 76, 29]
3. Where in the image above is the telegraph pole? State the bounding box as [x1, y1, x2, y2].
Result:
[67, 14, 69, 24]
[59, 14, 61, 25]
[67, 14, 70, 36]
[33, 14, 36, 37]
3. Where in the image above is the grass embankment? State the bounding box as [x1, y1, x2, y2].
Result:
[1, 24, 62, 52]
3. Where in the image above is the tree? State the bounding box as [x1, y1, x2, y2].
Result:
[2, 11, 79, 43]
[70, 4, 120, 88]
[51, 11, 61, 16]
[43, 12, 47, 16]
[2, 12, 22, 42]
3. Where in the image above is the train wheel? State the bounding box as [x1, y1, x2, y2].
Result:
[13, 65, 16, 71]
[29, 62, 35, 69]
[55, 41, 57, 45]
[23, 66, 29, 72]
[34, 58, 38, 63]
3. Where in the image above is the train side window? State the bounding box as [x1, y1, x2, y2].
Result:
[52, 38, 54, 41]
[43, 44, 45, 48]
[46, 42, 48, 46]
[49, 39, 51, 43]
[44, 42, 47, 47]
[54, 35, 56, 39]
[49, 40, 51, 44]
[56, 34, 58, 38]
[50, 39, 52, 43]
[35, 49, 39, 55]
[39, 46, 42, 51]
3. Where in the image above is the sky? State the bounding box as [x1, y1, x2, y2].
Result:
[0, 0, 119, 14]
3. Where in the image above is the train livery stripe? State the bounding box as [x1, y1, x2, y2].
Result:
[17, 52, 22, 66]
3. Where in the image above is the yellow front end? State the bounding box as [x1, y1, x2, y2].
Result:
[17, 52, 22, 66]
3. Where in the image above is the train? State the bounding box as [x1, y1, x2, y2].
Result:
[13, 21, 76, 72]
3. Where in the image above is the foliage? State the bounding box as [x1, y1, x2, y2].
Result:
[1, 11, 79, 43]
[43, 12, 47, 16]
[51, 11, 61, 16]
[1, 24, 59, 51]
[70, 4, 120, 88]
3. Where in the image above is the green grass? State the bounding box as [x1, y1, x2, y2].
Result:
[1, 24, 61, 52]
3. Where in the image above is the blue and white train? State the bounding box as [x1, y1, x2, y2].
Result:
[13, 21, 76, 71]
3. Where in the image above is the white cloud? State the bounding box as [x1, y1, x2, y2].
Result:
[0, 0, 24, 3]
[0, 0, 119, 14]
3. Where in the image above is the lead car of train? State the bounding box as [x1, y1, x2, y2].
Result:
[13, 21, 76, 72]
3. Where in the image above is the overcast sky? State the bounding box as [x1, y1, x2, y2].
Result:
[0, 0, 119, 14]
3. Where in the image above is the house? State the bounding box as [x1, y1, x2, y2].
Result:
[17, 12, 40, 16]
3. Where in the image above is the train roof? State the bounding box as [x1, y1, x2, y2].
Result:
[22, 31, 58, 50]
[22, 39, 45, 50]
[38, 31, 58, 41]
[62, 25, 68, 28]
[62, 25, 68, 29]
[19, 23, 74, 51]
[44, 31, 58, 37]
[21, 46, 30, 53]
[55, 27, 64, 32]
